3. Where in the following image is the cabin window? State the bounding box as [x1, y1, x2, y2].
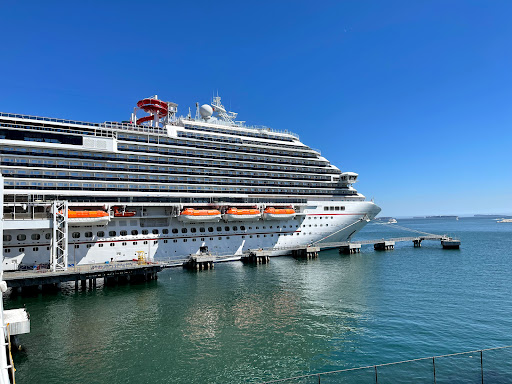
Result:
[144, 241, 148, 245]
[335, 207, 340, 211]
[153, 229, 159, 235]
[3, 235, 11, 242]
[45, 233, 51, 239]
[110, 243, 115, 247]
[109, 231, 116, 236]
[131, 230, 138, 235]
[133, 242, 137, 245]
[72, 232, 80, 239]
[97, 231, 105, 237]
[99, 244, 104, 247]
[200, 227, 205, 233]
[33, 247, 39, 251]
[240, 226, 245, 230]
[122, 242, 127, 246]
[225, 226, 230, 231]
[17, 234, 26, 241]
[142, 229, 149, 235]
[85, 232, 93, 238]
[172, 228, 178, 234]
[120, 230, 127, 236]
[31, 234, 40, 240]
[217, 227, 222, 232]
[208, 227, 214, 232]
[75, 245, 79, 249]
[324, 207, 329, 211]
[4, 249, 10, 253]
[181, 228, 187, 233]
[162, 229, 169, 234]
[233, 226, 237, 231]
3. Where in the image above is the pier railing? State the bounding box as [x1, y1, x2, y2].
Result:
[259, 345, 512, 384]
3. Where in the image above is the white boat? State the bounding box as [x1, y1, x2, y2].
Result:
[0, 94, 381, 268]
[497, 219, 512, 223]
[178, 209, 222, 223]
[223, 208, 261, 221]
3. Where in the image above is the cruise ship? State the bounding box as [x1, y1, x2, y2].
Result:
[0, 95, 381, 270]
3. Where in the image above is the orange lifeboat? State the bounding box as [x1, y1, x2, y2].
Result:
[224, 207, 261, 221]
[113, 207, 136, 217]
[263, 207, 296, 220]
[67, 210, 109, 218]
[178, 208, 222, 222]
[64, 210, 111, 226]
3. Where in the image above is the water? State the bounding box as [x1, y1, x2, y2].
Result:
[6, 217, 512, 383]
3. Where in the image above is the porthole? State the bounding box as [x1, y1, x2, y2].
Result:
[72, 232, 80, 239]
[162, 229, 169, 234]
[153, 229, 159, 235]
[120, 230, 127, 236]
[97, 231, 105, 237]
[109, 231, 116, 237]
[3, 235, 11, 242]
[31, 234, 40, 240]
[142, 229, 149, 235]
[172, 228, 178, 234]
[17, 234, 26, 241]
[85, 232, 93, 238]
[131, 230, 138, 235]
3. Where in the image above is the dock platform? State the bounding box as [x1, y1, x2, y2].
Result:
[4, 262, 161, 292]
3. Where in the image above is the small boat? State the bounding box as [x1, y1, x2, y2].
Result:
[497, 218, 512, 223]
[113, 206, 137, 217]
[178, 208, 222, 222]
[224, 207, 261, 221]
[66, 210, 110, 226]
[263, 207, 296, 220]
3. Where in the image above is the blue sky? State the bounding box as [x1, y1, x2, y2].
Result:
[0, 0, 511, 216]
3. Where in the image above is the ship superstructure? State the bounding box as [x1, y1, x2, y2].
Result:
[0, 95, 380, 270]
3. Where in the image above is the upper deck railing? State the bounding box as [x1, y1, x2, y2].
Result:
[0, 112, 301, 141]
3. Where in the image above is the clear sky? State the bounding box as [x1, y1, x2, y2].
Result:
[0, 1, 511, 217]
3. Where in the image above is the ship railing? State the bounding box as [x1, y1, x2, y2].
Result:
[0, 112, 98, 127]
[101, 121, 167, 135]
[258, 345, 512, 384]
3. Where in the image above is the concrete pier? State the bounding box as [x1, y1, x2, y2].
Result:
[374, 241, 395, 251]
[183, 255, 216, 271]
[241, 249, 271, 264]
[339, 244, 361, 254]
[292, 246, 320, 259]
[4, 262, 162, 293]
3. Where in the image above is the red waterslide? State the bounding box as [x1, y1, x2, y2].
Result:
[136, 98, 168, 125]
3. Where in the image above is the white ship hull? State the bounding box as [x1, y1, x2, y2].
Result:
[2, 200, 380, 269]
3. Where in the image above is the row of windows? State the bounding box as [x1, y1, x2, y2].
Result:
[182, 123, 296, 143]
[117, 143, 328, 168]
[2, 154, 332, 181]
[3, 224, 299, 242]
[1, 168, 337, 190]
[177, 131, 317, 158]
[5, 180, 353, 196]
[1, 145, 337, 177]
[323, 206, 346, 211]
[0, 123, 328, 169]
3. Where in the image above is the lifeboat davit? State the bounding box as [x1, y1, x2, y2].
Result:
[224, 207, 261, 221]
[178, 208, 222, 223]
[263, 207, 296, 220]
[113, 207, 136, 217]
[66, 210, 111, 226]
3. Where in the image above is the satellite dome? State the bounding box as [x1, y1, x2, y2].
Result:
[199, 104, 213, 119]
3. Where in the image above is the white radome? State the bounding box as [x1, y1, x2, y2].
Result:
[199, 104, 213, 119]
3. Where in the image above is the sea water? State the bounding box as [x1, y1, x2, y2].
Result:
[6, 217, 512, 383]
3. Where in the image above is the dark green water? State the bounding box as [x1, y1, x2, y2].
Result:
[6, 217, 512, 383]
